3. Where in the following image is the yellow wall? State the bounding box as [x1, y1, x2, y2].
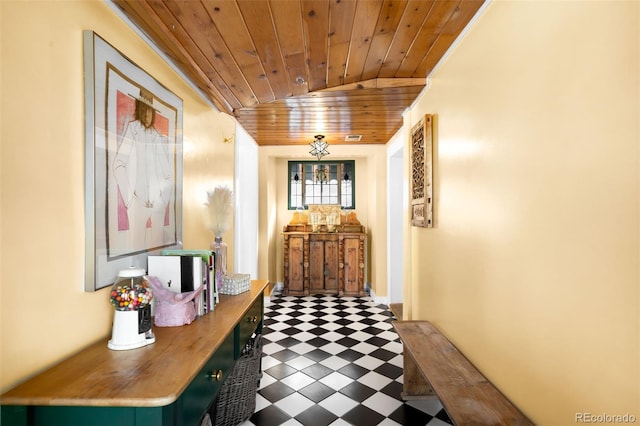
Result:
[0, 1, 235, 392]
[406, 1, 639, 424]
[257, 144, 389, 297]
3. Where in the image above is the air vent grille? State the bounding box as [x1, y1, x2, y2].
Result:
[344, 135, 362, 142]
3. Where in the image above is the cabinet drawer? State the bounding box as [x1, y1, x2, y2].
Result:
[235, 297, 263, 357]
[5, 405, 169, 426]
[177, 331, 234, 426]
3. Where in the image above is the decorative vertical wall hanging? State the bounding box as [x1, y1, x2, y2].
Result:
[410, 115, 433, 228]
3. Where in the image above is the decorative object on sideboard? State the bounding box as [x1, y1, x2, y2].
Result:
[326, 210, 339, 232]
[205, 185, 234, 291]
[146, 274, 203, 327]
[289, 208, 308, 226]
[309, 211, 322, 232]
[108, 267, 155, 351]
[287, 205, 363, 233]
[219, 274, 251, 295]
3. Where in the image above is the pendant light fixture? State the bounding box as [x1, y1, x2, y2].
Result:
[309, 134, 330, 160]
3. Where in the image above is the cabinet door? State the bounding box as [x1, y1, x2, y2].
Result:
[343, 235, 364, 296]
[177, 331, 234, 426]
[310, 237, 339, 293]
[235, 296, 263, 358]
[309, 239, 325, 293]
[323, 240, 339, 292]
[285, 235, 305, 295]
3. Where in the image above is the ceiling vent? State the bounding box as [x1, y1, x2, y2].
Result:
[344, 134, 362, 142]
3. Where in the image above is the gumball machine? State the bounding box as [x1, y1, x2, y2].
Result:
[108, 267, 155, 351]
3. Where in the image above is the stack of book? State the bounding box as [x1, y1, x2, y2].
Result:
[147, 250, 219, 316]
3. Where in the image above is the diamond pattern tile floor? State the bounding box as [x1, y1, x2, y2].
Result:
[238, 293, 453, 426]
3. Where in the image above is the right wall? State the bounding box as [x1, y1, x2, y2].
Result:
[406, 1, 639, 424]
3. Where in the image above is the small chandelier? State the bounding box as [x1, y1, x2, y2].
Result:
[309, 134, 330, 160]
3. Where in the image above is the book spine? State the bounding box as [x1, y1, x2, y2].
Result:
[180, 256, 195, 292]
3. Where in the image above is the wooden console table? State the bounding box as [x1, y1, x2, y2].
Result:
[1, 280, 269, 426]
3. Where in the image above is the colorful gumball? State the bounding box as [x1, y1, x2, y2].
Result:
[109, 281, 153, 311]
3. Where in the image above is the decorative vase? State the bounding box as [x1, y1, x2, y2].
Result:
[211, 235, 227, 291]
[326, 211, 338, 232]
[310, 212, 322, 232]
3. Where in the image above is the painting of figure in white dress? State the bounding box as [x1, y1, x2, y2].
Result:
[84, 31, 183, 291]
[112, 87, 175, 254]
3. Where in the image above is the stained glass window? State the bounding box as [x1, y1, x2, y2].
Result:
[288, 161, 355, 209]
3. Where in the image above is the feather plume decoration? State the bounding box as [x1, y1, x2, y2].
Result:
[205, 185, 234, 236]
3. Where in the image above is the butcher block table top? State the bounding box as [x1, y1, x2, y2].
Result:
[1, 280, 269, 408]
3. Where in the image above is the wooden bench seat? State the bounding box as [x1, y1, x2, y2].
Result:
[392, 321, 533, 426]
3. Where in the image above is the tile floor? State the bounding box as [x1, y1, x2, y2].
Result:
[239, 293, 453, 426]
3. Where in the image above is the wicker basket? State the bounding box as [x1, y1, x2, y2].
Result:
[211, 334, 263, 426]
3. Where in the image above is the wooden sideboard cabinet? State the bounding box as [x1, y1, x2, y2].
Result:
[0, 280, 269, 426]
[283, 226, 365, 297]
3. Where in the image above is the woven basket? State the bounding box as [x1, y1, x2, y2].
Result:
[211, 334, 263, 426]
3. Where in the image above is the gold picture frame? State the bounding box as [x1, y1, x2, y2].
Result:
[410, 115, 433, 228]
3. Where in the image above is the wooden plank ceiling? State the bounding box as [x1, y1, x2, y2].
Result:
[112, 0, 484, 146]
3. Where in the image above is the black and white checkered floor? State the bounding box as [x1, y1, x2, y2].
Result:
[239, 293, 453, 426]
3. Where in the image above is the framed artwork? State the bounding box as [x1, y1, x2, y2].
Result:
[84, 31, 183, 291]
[410, 114, 433, 228]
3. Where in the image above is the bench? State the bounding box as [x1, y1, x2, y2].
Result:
[392, 320, 533, 425]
